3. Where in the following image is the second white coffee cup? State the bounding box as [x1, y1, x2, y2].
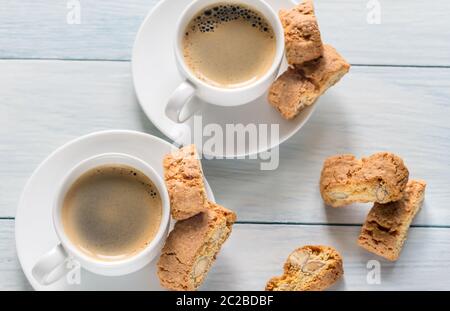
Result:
[31, 153, 171, 285]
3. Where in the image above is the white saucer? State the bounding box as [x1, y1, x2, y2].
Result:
[132, 0, 317, 158]
[15, 130, 215, 290]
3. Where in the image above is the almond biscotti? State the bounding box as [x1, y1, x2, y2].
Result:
[157, 202, 236, 291]
[163, 144, 208, 220]
[266, 245, 343, 291]
[279, 0, 324, 65]
[320, 152, 409, 208]
[358, 180, 426, 261]
[268, 45, 350, 120]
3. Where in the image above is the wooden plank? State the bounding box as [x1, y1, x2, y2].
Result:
[1, 60, 450, 225]
[314, 0, 450, 66]
[210, 224, 450, 290]
[0, 0, 159, 61]
[0, 0, 449, 65]
[2, 220, 450, 290]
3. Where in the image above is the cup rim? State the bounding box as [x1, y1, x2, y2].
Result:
[52, 152, 170, 269]
[174, 0, 285, 93]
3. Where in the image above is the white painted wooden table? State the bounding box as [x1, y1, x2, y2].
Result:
[1, 0, 450, 290]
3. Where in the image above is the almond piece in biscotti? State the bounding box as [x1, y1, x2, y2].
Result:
[288, 249, 310, 267]
[302, 260, 325, 274]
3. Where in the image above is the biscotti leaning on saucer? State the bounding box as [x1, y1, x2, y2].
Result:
[279, 0, 324, 65]
[358, 180, 426, 261]
[266, 245, 343, 291]
[320, 152, 409, 208]
[268, 45, 350, 120]
[163, 144, 208, 220]
[157, 202, 236, 291]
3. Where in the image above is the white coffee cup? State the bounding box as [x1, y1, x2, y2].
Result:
[31, 153, 170, 285]
[166, 0, 285, 123]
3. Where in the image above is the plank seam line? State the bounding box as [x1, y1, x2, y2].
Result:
[351, 64, 450, 69]
[1, 218, 450, 229]
[0, 58, 449, 69]
[235, 221, 450, 229]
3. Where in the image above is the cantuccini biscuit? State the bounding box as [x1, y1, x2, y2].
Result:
[268, 45, 350, 120]
[279, 0, 324, 65]
[157, 202, 236, 291]
[266, 245, 343, 291]
[320, 152, 409, 208]
[163, 145, 208, 220]
[358, 180, 426, 261]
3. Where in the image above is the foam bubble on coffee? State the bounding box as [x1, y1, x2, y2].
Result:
[186, 3, 274, 35]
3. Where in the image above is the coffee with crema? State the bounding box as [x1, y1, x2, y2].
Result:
[62, 164, 162, 261]
[183, 3, 276, 88]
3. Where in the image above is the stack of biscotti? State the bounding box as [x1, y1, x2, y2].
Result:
[158, 145, 236, 291]
[319, 152, 426, 261]
[269, 0, 350, 120]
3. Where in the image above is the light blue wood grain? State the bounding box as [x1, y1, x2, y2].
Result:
[1, 60, 450, 225]
[0, 0, 159, 60]
[0, 220, 32, 290]
[0, 0, 449, 65]
[2, 220, 450, 290]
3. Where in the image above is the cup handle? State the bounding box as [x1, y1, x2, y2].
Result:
[166, 80, 202, 123]
[32, 243, 69, 285]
